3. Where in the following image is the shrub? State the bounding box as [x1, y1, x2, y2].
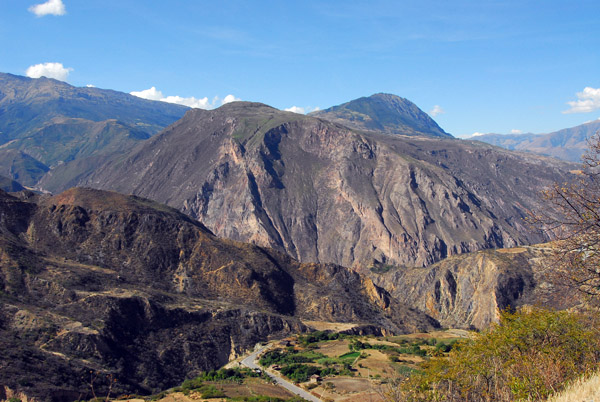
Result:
[401, 308, 600, 401]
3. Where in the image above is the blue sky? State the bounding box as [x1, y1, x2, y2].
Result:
[1, 0, 599, 137]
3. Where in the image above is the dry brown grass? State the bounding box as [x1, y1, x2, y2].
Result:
[303, 320, 358, 331]
[495, 247, 527, 254]
[547, 372, 600, 402]
[318, 339, 352, 357]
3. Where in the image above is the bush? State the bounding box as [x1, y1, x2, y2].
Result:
[401, 308, 600, 401]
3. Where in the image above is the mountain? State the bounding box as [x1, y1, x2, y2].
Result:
[309, 93, 451, 138]
[0, 174, 24, 192]
[0, 73, 187, 141]
[367, 244, 582, 330]
[474, 119, 600, 162]
[0, 73, 188, 186]
[76, 101, 575, 268]
[0, 187, 436, 400]
[0, 149, 49, 186]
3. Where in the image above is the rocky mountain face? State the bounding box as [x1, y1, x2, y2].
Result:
[0, 187, 436, 400]
[366, 245, 582, 330]
[310, 93, 451, 138]
[473, 119, 600, 162]
[77, 102, 575, 268]
[0, 73, 188, 187]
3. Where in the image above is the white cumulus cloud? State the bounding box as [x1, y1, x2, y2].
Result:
[130, 87, 165, 101]
[470, 132, 485, 137]
[162, 95, 211, 109]
[284, 106, 320, 115]
[285, 106, 306, 114]
[429, 105, 445, 117]
[510, 129, 522, 134]
[28, 0, 66, 17]
[564, 87, 600, 114]
[26, 62, 73, 81]
[222, 94, 241, 104]
[130, 87, 240, 109]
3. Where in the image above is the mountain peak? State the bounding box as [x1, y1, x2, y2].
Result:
[310, 93, 451, 138]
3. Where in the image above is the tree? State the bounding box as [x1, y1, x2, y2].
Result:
[532, 132, 600, 300]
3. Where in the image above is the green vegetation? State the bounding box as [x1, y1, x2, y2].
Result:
[171, 368, 266, 396]
[349, 339, 430, 357]
[338, 351, 360, 361]
[280, 364, 338, 383]
[297, 330, 347, 346]
[259, 349, 328, 366]
[400, 308, 600, 401]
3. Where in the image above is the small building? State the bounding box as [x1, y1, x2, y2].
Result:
[309, 374, 322, 384]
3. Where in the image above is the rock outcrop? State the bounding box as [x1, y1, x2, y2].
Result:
[367, 245, 582, 330]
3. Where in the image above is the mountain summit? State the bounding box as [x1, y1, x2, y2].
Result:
[310, 93, 451, 138]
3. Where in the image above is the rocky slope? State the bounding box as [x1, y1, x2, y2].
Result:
[366, 245, 582, 330]
[78, 101, 575, 268]
[474, 119, 600, 162]
[0, 187, 436, 400]
[310, 93, 451, 138]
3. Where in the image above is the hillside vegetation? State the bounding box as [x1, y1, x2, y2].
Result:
[399, 308, 600, 401]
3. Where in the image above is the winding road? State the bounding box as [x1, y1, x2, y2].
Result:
[241, 346, 322, 402]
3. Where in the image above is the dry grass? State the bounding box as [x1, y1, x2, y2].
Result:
[317, 339, 353, 357]
[495, 247, 527, 254]
[303, 320, 358, 331]
[547, 372, 600, 402]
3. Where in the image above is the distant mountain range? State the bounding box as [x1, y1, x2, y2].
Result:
[472, 119, 600, 162]
[0, 73, 187, 186]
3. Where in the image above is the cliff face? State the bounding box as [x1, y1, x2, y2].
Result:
[80, 102, 574, 268]
[367, 245, 582, 330]
[0, 188, 436, 400]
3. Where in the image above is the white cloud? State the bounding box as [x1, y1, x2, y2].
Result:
[285, 106, 306, 114]
[510, 129, 522, 134]
[26, 62, 73, 81]
[222, 94, 241, 104]
[28, 0, 66, 17]
[429, 105, 445, 117]
[130, 86, 164, 100]
[564, 87, 600, 114]
[162, 95, 211, 109]
[284, 106, 320, 115]
[130, 86, 240, 109]
[86, 84, 95, 88]
[470, 132, 485, 137]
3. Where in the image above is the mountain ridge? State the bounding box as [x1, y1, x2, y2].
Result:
[473, 119, 600, 162]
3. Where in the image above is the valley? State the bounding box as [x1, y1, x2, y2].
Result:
[0, 72, 595, 402]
